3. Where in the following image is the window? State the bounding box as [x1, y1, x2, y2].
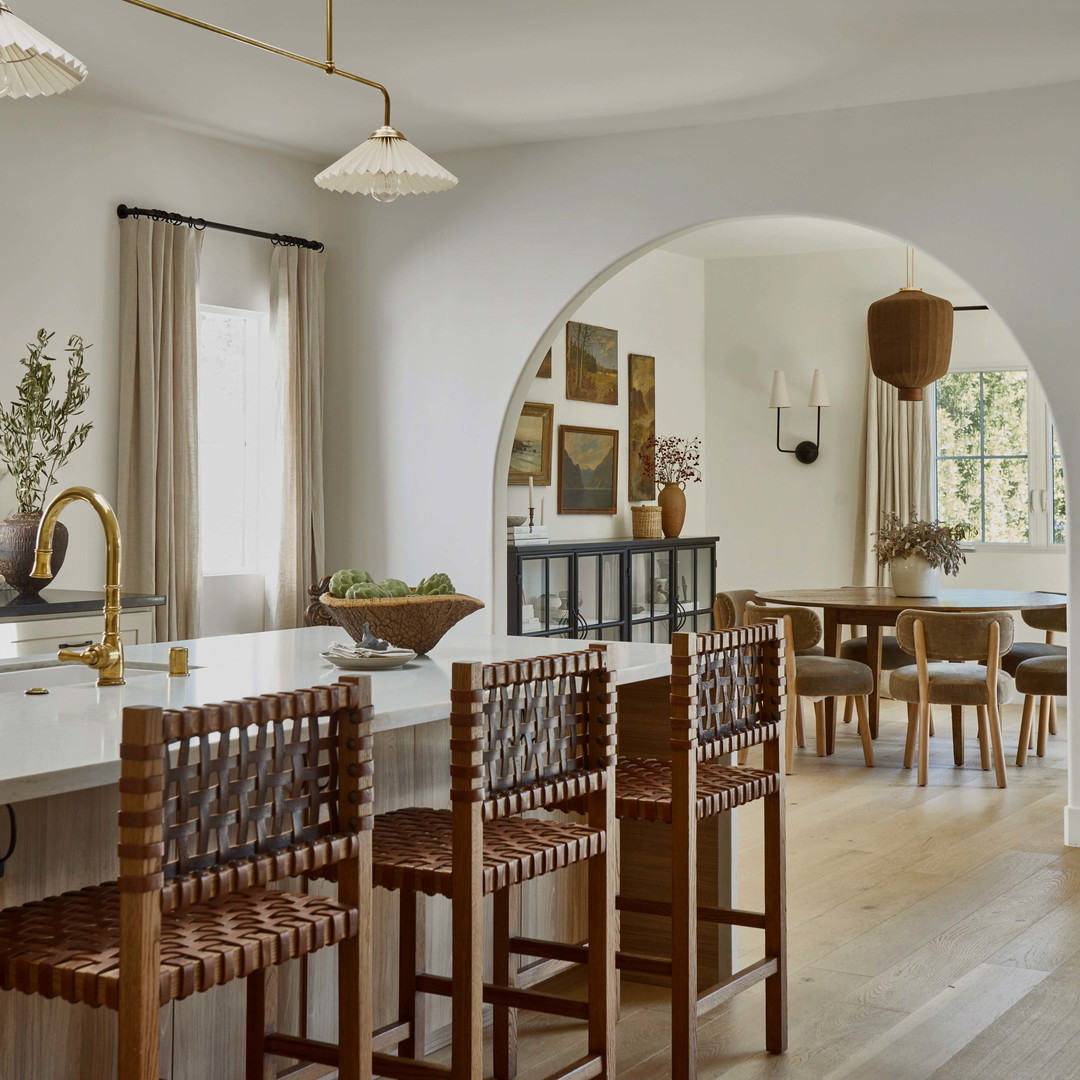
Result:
[934, 367, 1065, 547]
[197, 306, 277, 575]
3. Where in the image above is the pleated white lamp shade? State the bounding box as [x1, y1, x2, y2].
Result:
[808, 368, 831, 408]
[768, 370, 791, 409]
[0, 2, 86, 98]
[314, 126, 459, 200]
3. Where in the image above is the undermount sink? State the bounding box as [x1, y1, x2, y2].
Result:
[0, 660, 179, 694]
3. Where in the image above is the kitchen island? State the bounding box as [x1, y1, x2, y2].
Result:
[0, 625, 733, 1080]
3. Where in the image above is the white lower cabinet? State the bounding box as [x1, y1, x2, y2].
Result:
[0, 608, 155, 658]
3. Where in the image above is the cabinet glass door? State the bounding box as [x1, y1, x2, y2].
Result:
[519, 555, 573, 636]
[576, 552, 624, 639]
[630, 548, 673, 641]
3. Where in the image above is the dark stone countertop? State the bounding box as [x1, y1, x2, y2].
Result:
[0, 589, 166, 618]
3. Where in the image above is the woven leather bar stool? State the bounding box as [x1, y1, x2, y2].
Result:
[373, 645, 617, 1080]
[0, 679, 374, 1080]
[614, 624, 787, 1080]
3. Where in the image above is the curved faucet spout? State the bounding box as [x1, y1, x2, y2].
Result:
[32, 485, 125, 686]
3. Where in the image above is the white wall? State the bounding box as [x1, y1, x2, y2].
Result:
[505, 249, 707, 542]
[322, 80, 1080, 839]
[703, 246, 1067, 607]
[0, 96, 326, 631]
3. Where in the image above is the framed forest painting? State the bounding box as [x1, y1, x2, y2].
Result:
[566, 321, 618, 404]
[628, 353, 656, 502]
[508, 401, 553, 485]
[537, 348, 552, 378]
[558, 425, 618, 514]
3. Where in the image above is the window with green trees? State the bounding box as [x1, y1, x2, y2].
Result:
[934, 368, 1065, 546]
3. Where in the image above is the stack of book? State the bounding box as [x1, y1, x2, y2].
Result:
[508, 524, 549, 546]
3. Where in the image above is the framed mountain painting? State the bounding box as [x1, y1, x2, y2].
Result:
[558, 425, 618, 514]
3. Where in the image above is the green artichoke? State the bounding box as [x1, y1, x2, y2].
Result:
[415, 572, 455, 596]
[378, 578, 412, 598]
[329, 568, 373, 597]
[345, 581, 390, 599]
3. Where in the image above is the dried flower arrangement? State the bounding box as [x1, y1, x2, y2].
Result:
[873, 513, 968, 576]
[640, 435, 703, 486]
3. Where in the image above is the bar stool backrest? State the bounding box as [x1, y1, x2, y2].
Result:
[895, 609, 1015, 662]
[120, 680, 373, 914]
[451, 646, 617, 821]
[673, 622, 787, 762]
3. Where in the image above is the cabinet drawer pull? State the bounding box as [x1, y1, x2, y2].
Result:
[57, 640, 94, 650]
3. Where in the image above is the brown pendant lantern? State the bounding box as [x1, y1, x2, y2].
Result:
[867, 249, 953, 401]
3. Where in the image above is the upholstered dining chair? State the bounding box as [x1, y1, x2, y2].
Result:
[0, 680, 374, 1080]
[1015, 655, 1066, 765]
[744, 603, 874, 771]
[890, 610, 1015, 787]
[1003, 602, 1066, 741]
[714, 589, 822, 655]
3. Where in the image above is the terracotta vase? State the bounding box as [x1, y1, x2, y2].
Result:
[0, 511, 68, 596]
[657, 482, 687, 538]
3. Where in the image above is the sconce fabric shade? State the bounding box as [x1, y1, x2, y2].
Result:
[768, 370, 791, 409]
[808, 368, 831, 408]
[314, 125, 459, 200]
[867, 287, 954, 402]
[0, 2, 86, 98]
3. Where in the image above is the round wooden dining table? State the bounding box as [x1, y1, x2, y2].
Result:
[754, 587, 1067, 738]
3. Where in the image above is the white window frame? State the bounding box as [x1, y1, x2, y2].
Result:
[197, 304, 272, 577]
[931, 357, 1064, 554]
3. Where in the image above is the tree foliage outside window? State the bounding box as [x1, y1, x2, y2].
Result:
[935, 370, 1029, 543]
[1053, 426, 1067, 544]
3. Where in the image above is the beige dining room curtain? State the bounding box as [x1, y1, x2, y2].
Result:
[270, 244, 326, 629]
[852, 359, 933, 585]
[118, 216, 203, 641]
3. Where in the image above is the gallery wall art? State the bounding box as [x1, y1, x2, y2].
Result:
[537, 348, 552, 378]
[566, 321, 618, 405]
[627, 353, 656, 502]
[558, 424, 618, 514]
[508, 401, 554, 485]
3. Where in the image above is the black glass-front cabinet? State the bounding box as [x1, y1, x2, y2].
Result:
[507, 536, 718, 644]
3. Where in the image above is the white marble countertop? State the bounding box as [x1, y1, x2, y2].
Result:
[0, 626, 672, 805]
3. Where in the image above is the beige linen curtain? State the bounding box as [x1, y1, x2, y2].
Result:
[118, 217, 203, 640]
[853, 359, 933, 585]
[271, 245, 326, 628]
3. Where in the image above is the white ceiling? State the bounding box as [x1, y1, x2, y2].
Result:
[20, 0, 1080, 157]
[662, 217, 904, 259]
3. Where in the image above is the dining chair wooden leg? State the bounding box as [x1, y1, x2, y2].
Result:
[987, 697, 1008, 788]
[1050, 696, 1058, 736]
[1037, 696, 1051, 759]
[493, 887, 519, 1080]
[976, 706, 991, 772]
[842, 697, 853, 724]
[826, 700, 837, 755]
[917, 700, 931, 786]
[854, 696, 874, 767]
[903, 703, 918, 769]
[1017, 695, 1035, 767]
[928, 706, 936, 738]
[245, 967, 276, 1080]
[951, 706, 964, 766]
[795, 698, 805, 748]
[814, 700, 827, 757]
[398, 891, 426, 1059]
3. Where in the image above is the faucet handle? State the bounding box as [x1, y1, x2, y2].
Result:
[58, 647, 94, 666]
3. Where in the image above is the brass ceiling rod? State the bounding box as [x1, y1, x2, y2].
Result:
[120, 0, 392, 127]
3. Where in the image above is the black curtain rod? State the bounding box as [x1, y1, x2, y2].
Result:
[116, 204, 324, 252]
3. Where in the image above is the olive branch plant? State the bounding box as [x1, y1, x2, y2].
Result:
[0, 330, 93, 514]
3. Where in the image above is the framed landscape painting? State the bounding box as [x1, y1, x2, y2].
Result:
[566, 321, 618, 404]
[628, 353, 656, 502]
[508, 401, 553, 485]
[537, 348, 552, 378]
[558, 424, 618, 514]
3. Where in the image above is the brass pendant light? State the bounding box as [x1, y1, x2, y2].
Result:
[867, 248, 953, 401]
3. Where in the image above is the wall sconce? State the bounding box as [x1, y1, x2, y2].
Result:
[769, 369, 830, 464]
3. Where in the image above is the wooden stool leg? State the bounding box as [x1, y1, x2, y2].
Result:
[1017, 696, 1035, 767]
[398, 891, 426, 1059]
[1037, 696, 1051, 759]
[737, 746, 750, 765]
[763, 736, 787, 1054]
[246, 967, 277, 1080]
[586, 782, 616, 1076]
[917, 700, 931, 786]
[842, 697, 853, 724]
[785, 698, 796, 776]
[671, 766, 697, 1080]
[854, 696, 874, 767]
[904, 703, 918, 769]
[987, 697, 1007, 788]
[118, 894, 161, 1080]
[951, 706, 964, 766]
[814, 700, 827, 757]
[795, 698, 805, 748]
[494, 888, 520, 1080]
[1050, 696, 1058, 736]
[976, 706, 991, 772]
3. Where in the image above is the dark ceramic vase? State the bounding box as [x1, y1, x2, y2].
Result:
[0, 511, 68, 595]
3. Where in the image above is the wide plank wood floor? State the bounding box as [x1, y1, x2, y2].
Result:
[477, 698, 1077, 1080]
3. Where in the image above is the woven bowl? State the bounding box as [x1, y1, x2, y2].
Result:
[320, 592, 485, 655]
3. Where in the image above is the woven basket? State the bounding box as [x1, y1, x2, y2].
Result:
[320, 592, 485, 655]
[632, 505, 663, 539]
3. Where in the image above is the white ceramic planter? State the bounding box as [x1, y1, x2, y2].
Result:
[890, 555, 942, 597]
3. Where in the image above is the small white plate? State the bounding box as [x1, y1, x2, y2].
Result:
[321, 648, 417, 671]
